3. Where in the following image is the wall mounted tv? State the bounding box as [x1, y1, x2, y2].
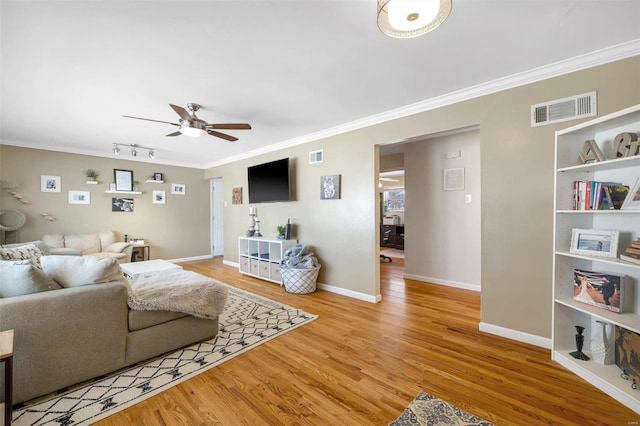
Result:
[248, 158, 291, 203]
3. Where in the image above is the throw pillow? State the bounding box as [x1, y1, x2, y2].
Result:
[0, 243, 45, 269]
[41, 255, 130, 290]
[0, 262, 62, 298]
[1, 240, 51, 255]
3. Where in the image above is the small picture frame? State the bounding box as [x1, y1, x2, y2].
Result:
[621, 178, 640, 210]
[573, 268, 623, 313]
[114, 169, 134, 191]
[171, 183, 186, 195]
[320, 175, 340, 200]
[68, 190, 90, 205]
[154, 172, 163, 181]
[443, 168, 465, 191]
[41, 175, 61, 192]
[570, 228, 619, 258]
[153, 190, 166, 204]
[109, 183, 116, 191]
[232, 187, 243, 204]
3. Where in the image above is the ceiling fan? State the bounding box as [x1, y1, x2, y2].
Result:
[123, 103, 251, 142]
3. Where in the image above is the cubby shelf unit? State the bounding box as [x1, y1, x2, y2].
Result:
[238, 237, 297, 284]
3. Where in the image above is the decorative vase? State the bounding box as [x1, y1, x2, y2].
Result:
[246, 213, 256, 237]
[590, 320, 614, 365]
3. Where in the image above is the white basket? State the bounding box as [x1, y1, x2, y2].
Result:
[281, 266, 321, 294]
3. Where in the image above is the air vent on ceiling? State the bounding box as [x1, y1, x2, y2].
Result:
[531, 91, 597, 127]
[309, 149, 323, 164]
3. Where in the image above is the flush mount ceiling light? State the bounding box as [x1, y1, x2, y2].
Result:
[377, 0, 452, 38]
[113, 143, 156, 160]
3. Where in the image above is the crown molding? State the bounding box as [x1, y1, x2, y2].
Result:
[203, 38, 640, 169]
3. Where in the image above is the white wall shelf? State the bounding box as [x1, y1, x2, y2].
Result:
[145, 180, 164, 184]
[552, 104, 640, 414]
[85, 180, 98, 185]
[104, 190, 142, 195]
[238, 236, 297, 284]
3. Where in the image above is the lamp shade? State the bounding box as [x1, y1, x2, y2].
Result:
[377, 0, 452, 38]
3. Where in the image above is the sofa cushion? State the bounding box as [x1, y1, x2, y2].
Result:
[41, 255, 130, 290]
[98, 231, 117, 250]
[105, 242, 130, 253]
[0, 243, 45, 269]
[128, 309, 188, 331]
[64, 233, 101, 255]
[42, 234, 65, 249]
[0, 261, 62, 297]
[1, 240, 51, 255]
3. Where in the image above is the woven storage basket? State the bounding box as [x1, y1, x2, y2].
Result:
[281, 266, 321, 294]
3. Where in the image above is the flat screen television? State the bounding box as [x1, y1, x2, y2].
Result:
[248, 158, 291, 203]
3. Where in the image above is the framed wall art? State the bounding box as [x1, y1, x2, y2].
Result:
[41, 175, 61, 192]
[443, 168, 465, 191]
[114, 169, 133, 191]
[112, 198, 134, 212]
[570, 228, 619, 258]
[232, 187, 243, 204]
[171, 183, 186, 195]
[68, 191, 90, 205]
[320, 175, 340, 200]
[153, 190, 166, 204]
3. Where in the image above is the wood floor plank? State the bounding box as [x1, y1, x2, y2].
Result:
[93, 257, 640, 425]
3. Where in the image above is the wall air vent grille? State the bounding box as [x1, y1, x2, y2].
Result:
[531, 91, 596, 127]
[309, 150, 323, 164]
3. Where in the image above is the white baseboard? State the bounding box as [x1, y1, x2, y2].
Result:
[223, 259, 238, 268]
[479, 322, 551, 349]
[403, 273, 481, 292]
[168, 254, 213, 263]
[316, 282, 381, 303]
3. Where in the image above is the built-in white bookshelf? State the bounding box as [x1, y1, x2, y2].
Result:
[238, 236, 297, 284]
[552, 104, 640, 414]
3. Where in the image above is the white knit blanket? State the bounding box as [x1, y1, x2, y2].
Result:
[127, 269, 229, 319]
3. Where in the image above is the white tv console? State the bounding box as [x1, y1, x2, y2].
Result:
[238, 236, 298, 284]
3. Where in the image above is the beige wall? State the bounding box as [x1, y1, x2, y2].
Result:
[404, 130, 481, 289]
[0, 146, 210, 260]
[207, 56, 640, 339]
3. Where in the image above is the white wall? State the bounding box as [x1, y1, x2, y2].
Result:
[404, 130, 481, 290]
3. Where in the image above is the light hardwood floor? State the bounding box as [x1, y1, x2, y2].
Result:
[96, 257, 638, 425]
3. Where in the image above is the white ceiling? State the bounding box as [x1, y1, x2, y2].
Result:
[1, 1, 639, 169]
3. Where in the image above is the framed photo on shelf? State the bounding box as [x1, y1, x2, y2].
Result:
[573, 268, 623, 313]
[114, 169, 133, 191]
[621, 178, 640, 210]
[154, 172, 163, 181]
[570, 228, 619, 258]
[41, 175, 61, 192]
[68, 190, 90, 205]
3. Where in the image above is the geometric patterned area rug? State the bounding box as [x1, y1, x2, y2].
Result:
[389, 391, 494, 426]
[12, 285, 317, 425]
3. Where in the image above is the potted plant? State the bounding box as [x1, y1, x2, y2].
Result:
[277, 225, 286, 239]
[83, 169, 100, 182]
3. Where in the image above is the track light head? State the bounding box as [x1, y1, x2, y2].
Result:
[148, 149, 155, 159]
[131, 147, 138, 157]
[113, 145, 120, 155]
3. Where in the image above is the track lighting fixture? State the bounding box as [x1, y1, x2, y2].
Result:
[112, 143, 156, 160]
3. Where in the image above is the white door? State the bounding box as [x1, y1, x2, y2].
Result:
[211, 178, 224, 256]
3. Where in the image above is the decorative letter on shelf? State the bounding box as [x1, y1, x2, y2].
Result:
[578, 140, 605, 164]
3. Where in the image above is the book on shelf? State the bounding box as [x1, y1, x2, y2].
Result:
[626, 247, 640, 256]
[620, 254, 640, 265]
[572, 268, 624, 313]
[572, 181, 623, 210]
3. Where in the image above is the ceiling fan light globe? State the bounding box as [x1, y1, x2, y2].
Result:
[179, 124, 207, 137]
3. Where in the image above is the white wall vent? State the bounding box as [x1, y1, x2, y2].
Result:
[531, 91, 597, 127]
[309, 149, 323, 164]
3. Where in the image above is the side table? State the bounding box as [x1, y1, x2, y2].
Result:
[1, 329, 14, 426]
[130, 244, 150, 262]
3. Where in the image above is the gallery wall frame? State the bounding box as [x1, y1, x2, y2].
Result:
[41, 175, 61, 192]
[443, 167, 465, 191]
[320, 175, 340, 200]
[68, 190, 90, 205]
[153, 190, 166, 204]
[114, 169, 134, 191]
[171, 183, 186, 195]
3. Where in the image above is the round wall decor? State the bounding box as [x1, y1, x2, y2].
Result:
[0, 209, 26, 231]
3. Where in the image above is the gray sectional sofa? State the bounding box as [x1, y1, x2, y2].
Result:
[0, 248, 222, 405]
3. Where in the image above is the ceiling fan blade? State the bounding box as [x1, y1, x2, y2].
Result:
[122, 115, 179, 126]
[169, 104, 192, 121]
[207, 123, 252, 130]
[207, 129, 238, 142]
[166, 131, 182, 137]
